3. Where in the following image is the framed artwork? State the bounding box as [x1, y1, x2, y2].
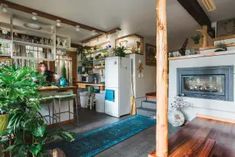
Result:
[217, 18, 235, 37]
[145, 43, 156, 66]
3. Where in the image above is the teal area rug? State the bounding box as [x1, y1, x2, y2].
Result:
[47, 115, 155, 157]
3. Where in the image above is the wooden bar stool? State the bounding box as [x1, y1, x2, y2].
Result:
[40, 96, 57, 125]
[54, 93, 78, 124]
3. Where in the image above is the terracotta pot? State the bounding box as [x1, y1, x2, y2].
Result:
[0, 114, 8, 131]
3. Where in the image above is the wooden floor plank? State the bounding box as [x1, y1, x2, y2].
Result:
[168, 117, 235, 157]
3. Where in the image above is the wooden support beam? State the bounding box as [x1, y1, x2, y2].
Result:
[0, 0, 106, 33]
[156, 0, 169, 156]
[177, 0, 215, 37]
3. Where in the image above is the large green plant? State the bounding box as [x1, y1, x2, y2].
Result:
[0, 66, 74, 157]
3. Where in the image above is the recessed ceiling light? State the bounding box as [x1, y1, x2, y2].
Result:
[32, 12, 38, 21]
[75, 25, 80, 32]
[56, 19, 61, 27]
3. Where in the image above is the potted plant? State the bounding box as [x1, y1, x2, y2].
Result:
[215, 43, 228, 52]
[0, 66, 74, 157]
[191, 34, 201, 45]
[113, 46, 126, 57]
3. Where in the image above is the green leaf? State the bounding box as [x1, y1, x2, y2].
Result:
[3, 145, 16, 152]
[59, 131, 75, 142]
[30, 144, 42, 156]
[33, 125, 46, 137]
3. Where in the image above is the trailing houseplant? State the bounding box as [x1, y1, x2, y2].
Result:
[0, 65, 74, 157]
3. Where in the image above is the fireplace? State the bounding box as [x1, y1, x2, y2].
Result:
[177, 66, 234, 101]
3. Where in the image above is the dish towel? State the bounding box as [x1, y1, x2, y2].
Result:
[105, 89, 115, 102]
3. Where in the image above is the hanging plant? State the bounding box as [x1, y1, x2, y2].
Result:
[191, 34, 201, 45]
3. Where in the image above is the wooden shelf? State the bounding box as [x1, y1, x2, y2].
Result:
[169, 51, 235, 61]
[12, 56, 55, 61]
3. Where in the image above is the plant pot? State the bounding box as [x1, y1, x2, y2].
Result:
[0, 114, 8, 131]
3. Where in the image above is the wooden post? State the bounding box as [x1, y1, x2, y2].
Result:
[156, 0, 168, 156]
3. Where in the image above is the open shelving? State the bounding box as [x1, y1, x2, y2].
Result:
[0, 15, 72, 70]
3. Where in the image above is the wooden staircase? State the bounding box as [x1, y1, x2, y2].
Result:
[137, 92, 156, 118]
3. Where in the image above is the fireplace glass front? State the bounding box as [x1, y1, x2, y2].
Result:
[177, 66, 234, 101]
[182, 75, 225, 95]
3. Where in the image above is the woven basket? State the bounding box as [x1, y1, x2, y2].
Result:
[0, 114, 8, 131]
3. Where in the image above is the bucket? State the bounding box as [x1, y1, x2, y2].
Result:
[80, 91, 88, 108]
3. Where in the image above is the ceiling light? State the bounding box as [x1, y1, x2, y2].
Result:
[56, 19, 61, 27]
[75, 25, 80, 32]
[32, 12, 38, 21]
[91, 30, 96, 35]
[202, 0, 216, 12]
[1, 4, 8, 13]
[24, 23, 41, 30]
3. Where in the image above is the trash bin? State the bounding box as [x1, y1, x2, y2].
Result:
[95, 92, 105, 113]
[80, 91, 88, 108]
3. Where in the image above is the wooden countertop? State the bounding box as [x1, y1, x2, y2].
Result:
[38, 86, 77, 92]
[77, 82, 105, 86]
[77, 82, 105, 90]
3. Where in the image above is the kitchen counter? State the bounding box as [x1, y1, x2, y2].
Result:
[77, 82, 105, 91]
[38, 86, 77, 92]
[38, 86, 78, 126]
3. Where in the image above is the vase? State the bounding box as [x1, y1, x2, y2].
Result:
[0, 114, 8, 131]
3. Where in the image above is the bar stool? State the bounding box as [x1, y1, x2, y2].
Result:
[87, 86, 96, 110]
[39, 96, 57, 125]
[53, 93, 78, 124]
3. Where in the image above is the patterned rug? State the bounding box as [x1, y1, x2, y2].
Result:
[47, 115, 155, 157]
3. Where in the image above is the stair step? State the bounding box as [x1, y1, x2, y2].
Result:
[137, 107, 156, 118]
[141, 101, 156, 110]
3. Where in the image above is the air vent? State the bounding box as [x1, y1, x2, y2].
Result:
[201, 0, 216, 12]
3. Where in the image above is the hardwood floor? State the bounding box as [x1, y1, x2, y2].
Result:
[168, 118, 235, 157]
[60, 109, 235, 157]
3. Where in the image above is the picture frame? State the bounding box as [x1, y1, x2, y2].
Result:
[145, 43, 156, 66]
[217, 18, 235, 37]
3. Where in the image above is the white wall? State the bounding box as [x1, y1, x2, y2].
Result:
[130, 54, 156, 106]
[169, 49, 235, 121]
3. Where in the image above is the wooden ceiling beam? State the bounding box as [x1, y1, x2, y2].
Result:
[0, 0, 106, 33]
[177, 0, 215, 37]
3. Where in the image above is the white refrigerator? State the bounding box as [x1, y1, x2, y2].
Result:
[105, 56, 131, 117]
